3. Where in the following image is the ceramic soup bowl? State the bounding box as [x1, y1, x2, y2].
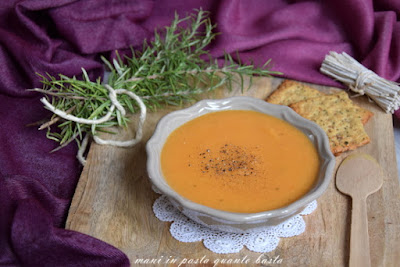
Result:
[146, 96, 335, 233]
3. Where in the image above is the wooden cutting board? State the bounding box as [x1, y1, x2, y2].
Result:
[66, 77, 400, 266]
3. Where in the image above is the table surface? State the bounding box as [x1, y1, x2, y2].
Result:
[66, 77, 400, 267]
[394, 125, 400, 181]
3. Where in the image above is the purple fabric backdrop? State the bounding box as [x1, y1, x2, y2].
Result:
[1, 0, 400, 265]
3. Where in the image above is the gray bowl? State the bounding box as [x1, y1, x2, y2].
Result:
[146, 96, 335, 233]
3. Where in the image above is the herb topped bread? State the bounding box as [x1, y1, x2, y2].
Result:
[289, 92, 371, 155]
[266, 80, 374, 156]
[266, 79, 325, 106]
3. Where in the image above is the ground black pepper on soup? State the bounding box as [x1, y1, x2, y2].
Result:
[161, 110, 320, 213]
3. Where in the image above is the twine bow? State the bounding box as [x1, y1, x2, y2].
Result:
[40, 84, 147, 165]
[352, 69, 374, 95]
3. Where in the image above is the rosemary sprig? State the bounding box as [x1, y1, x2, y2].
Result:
[33, 9, 281, 148]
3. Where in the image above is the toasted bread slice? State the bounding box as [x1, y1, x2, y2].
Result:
[335, 91, 374, 124]
[290, 92, 371, 155]
[266, 80, 325, 106]
[268, 80, 373, 125]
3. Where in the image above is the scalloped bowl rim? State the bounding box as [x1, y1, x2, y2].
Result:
[146, 96, 336, 223]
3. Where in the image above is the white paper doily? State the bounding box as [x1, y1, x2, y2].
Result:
[152, 195, 317, 254]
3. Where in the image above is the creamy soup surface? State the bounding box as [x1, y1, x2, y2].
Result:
[161, 110, 320, 213]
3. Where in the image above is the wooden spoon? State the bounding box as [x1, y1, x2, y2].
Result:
[336, 154, 383, 267]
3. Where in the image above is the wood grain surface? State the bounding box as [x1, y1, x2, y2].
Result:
[66, 77, 400, 266]
[336, 154, 384, 267]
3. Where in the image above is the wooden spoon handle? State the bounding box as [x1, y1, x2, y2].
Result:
[349, 197, 371, 267]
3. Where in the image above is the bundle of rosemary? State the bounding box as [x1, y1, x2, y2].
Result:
[32, 9, 280, 163]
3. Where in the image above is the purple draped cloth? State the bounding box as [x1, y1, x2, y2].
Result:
[1, 0, 400, 265]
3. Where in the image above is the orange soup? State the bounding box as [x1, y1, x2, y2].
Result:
[161, 110, 320, 213]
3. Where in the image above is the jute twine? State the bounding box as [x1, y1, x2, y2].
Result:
[40, 84, 147, 165]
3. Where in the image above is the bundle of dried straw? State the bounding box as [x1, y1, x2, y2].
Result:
[320, 51, 400, 113]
